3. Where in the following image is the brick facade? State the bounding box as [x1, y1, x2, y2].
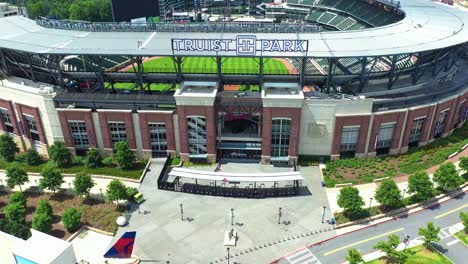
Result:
[332, 115, 371, 156]
[400, 105, 435, 147]
[427, 98, 455, 140]
[15, 103, 47, 144]
[97, 111, 136, 149]
[368, 111, 406, 154]
[138, 111, 176, 155]
[57, 109, 97, 149]
[0, 99, 19, 135]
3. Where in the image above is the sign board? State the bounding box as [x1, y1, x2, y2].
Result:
[172, 35, 308, 56]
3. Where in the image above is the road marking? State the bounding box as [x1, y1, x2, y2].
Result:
[323, 228, 404, 256]
[434, 204, 468, 219]
[446, 239, 459, 246]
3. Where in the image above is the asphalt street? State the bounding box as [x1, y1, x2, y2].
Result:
[275, 191, 467, 264]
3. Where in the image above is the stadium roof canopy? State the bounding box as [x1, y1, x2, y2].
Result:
[0, 0, 467, 58]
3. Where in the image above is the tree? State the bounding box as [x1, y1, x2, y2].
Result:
[69, 0, 112, 22]
[61, 208, 81, 232]
[48, 141, 72, 167]
[407, 171, 434, 201]
[0, 219, 31, 240]
[337, 186, 365, 216]
[346, 248, 364, 264]
[0, 134, 19, 162]
[32, 212, 53, 234]
[6, 163, 29, 192]
[460, 211, 468, 233]
[4, 202, 26, 225]
[106, 179, 128, 203]
[73, 173, 95, 198]
[418, 222, 440, 245]
[373, 234, 407, 263]
[35, 199, 53, 216]
[113, 141, 135, 170]
[375, 179, 402, 210]
[459, 157, 468, 175]
[39, 167, 64, 193]
[24, 148, 43, 166]
[9, 192, 27, 209]
[433, 162, 462, 191]
[85, 148, 102, 168]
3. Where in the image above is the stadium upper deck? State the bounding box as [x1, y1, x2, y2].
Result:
[0, 0, 467, 58]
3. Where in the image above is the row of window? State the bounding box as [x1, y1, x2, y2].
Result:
[340, 108, 460, 155]
[0, 108, 40, 141]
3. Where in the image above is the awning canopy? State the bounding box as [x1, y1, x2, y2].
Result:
[168, 167, 303, 182]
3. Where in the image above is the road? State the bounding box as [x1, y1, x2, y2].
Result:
[274, 191, 467, 264]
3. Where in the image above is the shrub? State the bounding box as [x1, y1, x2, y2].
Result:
[433, 162, 463, 191]
[5, 163, 29, 192]
[61, 208, 81, 232]
[102, 156, 114, 166]
[106, 179, 128, 203]
[85, 149, 102, 168]
[113, 141, 135, 170]
[32, 212, 53, 234]
[346, 248, 364, 264]
[460, 211, 468, 233]
[39, 166, 64, 193]
[48, 141, 72, 167]
[4, 202, 26, 225]
[9, 192, 27, 208]
[337, 187, 365, 216]
[72, 155, 85, 166]
[35, 199, 53, 216]
[0, 134, 19, 162]
[375, 179, 403, 210]
[73, 173, 95, 198]
[24, 148, 43, 166]
[0, 219, 31, 240]
[126, 187, 138, 202]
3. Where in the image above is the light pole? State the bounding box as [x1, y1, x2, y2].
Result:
[180, 203, 184, 221]
[99, 188, 104, 201]
[68, 182, 72, 193]
[278, 207, 282, 224]
[402, 188, 407, 199]
[226, 247, 230, 264]
[321, 206, 326, 223]
[368, 197, 373, 217]
[230, 208, 234, 226]
[0, 179, 4, 191]
[35, 179, 38, 193]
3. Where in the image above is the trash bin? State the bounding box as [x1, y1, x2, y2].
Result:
[321, 181, 326, 187]
[330, 217, 336, 225]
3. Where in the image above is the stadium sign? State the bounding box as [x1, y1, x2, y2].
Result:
[172, 35, 308, 56]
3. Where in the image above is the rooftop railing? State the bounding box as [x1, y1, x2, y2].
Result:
[36, 19, 321, 33]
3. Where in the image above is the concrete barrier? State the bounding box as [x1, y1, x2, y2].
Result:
[334, 183, 353, 188]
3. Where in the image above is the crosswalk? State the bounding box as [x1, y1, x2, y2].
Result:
[437, 229, 452, 240]
[286, 248, 322, 264]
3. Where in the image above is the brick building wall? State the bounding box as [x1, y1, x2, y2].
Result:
[331, 115, 371, 157]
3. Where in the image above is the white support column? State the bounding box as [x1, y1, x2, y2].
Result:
[132, 113, 144, 158]
[364, 113, 375, 157]
[91, 112, 105, 154]
[397, 109, 409, 153]
[173, 114, 180, 155]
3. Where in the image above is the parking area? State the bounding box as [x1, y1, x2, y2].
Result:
[113, 160, 336, 263]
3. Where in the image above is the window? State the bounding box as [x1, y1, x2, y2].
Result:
[340, 126, 359, 152]
[187, 117, 207, 155]
[434, 110, 449, 138]
[376, 123, 395, 149]
[0, 109, 14, 134]
[24, 116, 40, 141]
[149, 123, 167, 156]
[69, 121, 89, 150]
[409, 117, 425, 144]
[271, 119, 291, 157]
[453, 103, 464, 128]
[108, 122, 127, 146]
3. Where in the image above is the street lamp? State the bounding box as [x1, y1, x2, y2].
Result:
[278, 207, 282, 224]
[0, 179, 4, 191]
[402, 188, 407, 199]
[35, 179, 39, 193]
[230, 208, 234, 226]
[68, 182, 72, 193]
[99, 188, 104, 201]
[226, 247, 230, 264]
[321, 206, 326, 223]
[368, 197, 373, 217]
[180, 203, 184, 221]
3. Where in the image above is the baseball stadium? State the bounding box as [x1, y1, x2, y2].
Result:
[0, 0, 467, 168]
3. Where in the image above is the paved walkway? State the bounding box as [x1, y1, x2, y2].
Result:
[112, 161, 338, 264]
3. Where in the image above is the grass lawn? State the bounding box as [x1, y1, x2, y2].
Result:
[323, 123, 468, 186]
[0, 160, 146, 180]
[135, 57, 289, 75]
[105, 82, 179, 92]
[454, 230, 468, 246]
[0, 191, 124, 239]
[365, 245, 453, 264]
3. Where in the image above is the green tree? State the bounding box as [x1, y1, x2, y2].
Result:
[337, 186, 365, 216]
[32, 212, 53, 234]
[126, 186, 138, 202]
[418, 222, 440, 245]
[25, 0, 47, 19]
[85, 148, 102, 168]
[24, 148, 43, 166]
[4, 202, 26, 225]
[9, 192, 27, 209]
[375, 179, 402, 210]
[0, 219, 31, 240]
[460, 211, 468, 233]
[73, 173, 95, 198]
[113, 141, 135, 170]
[6, 163, 29, 192]
[39, 167, 64, 193]
[459, 157, 468, 175]
[106, 179, 128, 203]
[69, 0, 112, 22]
[407, 171, 434, 201]
[35, 199, 53, 216]
[61, 208, 81, 232]
[346, 248, 364, 264]
[0, 134, 19, 162]
[433, 162, 462, 191]
[48, 141, 72, 167]
[373, 234, 407, 263]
